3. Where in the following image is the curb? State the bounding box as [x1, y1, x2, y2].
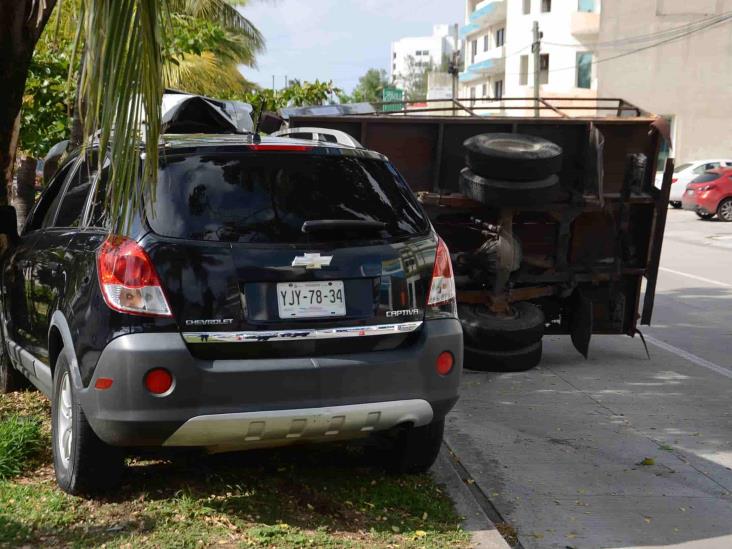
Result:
[432, 447, 512, 549]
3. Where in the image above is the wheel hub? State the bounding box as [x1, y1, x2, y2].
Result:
[56, 372, 73, 467]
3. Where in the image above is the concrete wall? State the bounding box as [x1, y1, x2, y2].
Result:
[597, 0, 732, 163]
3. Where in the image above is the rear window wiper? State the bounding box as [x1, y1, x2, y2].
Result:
[301, 220, 387, 234]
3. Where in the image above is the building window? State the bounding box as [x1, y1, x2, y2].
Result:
[578, 0, 596, 12]
[483, 34, 489, 51]
[393, 52, 397, 59]
[576, 52, 593, 89]
[541, 0, 551, 12]
[482, 83, 488, 97]
[494, 80, 504, 99]
[470, 86, 476, 105]
[496, 28, 505, 47]
[523, 0, 531, 15]
[520, 55, 529, 86]
[471, 40, 478, 63]
[540, 54, 549, 84]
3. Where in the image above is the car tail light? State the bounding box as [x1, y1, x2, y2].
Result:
[700, 184, 718, 192]
[97, 236, 172, 317]
[426, 238, 457, 319]
[671, 178, 678, 184]
[144, 369, 174, 395]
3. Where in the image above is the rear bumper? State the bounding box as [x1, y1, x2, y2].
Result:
[79, 319, 462, 448]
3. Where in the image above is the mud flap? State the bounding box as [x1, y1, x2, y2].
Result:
[570, 290, 593, 359]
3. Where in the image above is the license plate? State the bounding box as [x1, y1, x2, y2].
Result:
[277, 281, 346, 319]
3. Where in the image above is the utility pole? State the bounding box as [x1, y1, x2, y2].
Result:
[532, 20, 542, 117]
[447, 50, 462, 116]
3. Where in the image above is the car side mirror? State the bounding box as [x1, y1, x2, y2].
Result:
[0, 205, 19, 244]
[258, 112, 285, 135]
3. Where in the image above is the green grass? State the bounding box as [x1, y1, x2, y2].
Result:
[0, 415, 43, 480]
[0, 391, 470, 549]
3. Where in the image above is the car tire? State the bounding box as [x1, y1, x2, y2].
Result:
[52, 351, 124, 496]
[464, 133, 563, 181]
[717, 198, 732, 222]
[377, 419, 445, 475]
[464, 341, 543, 373]
[459, 302, 545, 352]
[460, 168, 561, 207]
[670, 201, 682, 209]
[0, 341, 32, 394]
[695, 210, 715, 220]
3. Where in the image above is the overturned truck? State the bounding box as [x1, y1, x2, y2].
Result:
[285, 97, 673, 371]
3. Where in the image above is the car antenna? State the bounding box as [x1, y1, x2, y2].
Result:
[252, 99, 265, 144]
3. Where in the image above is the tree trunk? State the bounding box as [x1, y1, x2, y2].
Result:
[0, 0, 59, 205]
[11, 156, 37, 231]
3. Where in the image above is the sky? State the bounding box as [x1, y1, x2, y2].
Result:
[239, 0, 464, 93]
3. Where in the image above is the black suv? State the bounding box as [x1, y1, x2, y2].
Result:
[0, 134, 462, 495]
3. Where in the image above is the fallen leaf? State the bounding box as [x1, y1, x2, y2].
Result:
[638, 458, 655, 466]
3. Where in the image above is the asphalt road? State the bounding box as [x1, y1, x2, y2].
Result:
[445, 209, 732, 549]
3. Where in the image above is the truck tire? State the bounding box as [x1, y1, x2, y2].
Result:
[52, 351, 124, 495]
[464, 341, 543, 373]
[459, 302, 544, 352]
[464, 133, 563, 181]
[460, 168, 561, 207]
[379, 419, 445, 475]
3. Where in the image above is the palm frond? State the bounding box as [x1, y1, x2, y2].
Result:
[164, 52, 256, 97]
[170, 0, 264, 50]
[79, 0, 165, 233]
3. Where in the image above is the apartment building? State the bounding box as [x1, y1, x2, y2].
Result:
[390, 24, 460, 91]
[598, 0, 732, 165]
[460, 0, 601, 102]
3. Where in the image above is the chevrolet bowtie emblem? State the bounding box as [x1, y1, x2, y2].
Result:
[291, 253, 333, 270]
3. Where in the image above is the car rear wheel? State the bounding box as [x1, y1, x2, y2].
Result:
[670, 201, 682, 209]
[376, 419, 445, 474]
[464, 341, 543, 373]
[696, 210, 716, 220]
[52, 351, 124, 495]
[717, 199, 732, 222]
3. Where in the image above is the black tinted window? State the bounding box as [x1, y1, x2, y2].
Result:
[147, 152, 429, 243]
[88, 162, 111, 228]
[692, 173, 719, 184]
[54, 156, 97, 227]
[33, 162, 75, 231]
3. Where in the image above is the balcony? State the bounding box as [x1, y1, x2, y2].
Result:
[465, 47, 506, 78]
[571, 11, 600, 37]
[469, 0, 506, 27]
[459, 70, 481, 84]
[459, 23, 481, 39]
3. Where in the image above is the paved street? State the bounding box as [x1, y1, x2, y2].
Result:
[445, 209, 732, 549]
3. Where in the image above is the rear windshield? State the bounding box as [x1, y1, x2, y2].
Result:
[147, 152, 430, 243]
[691, 173, 719, 184]
[674, 163, 692, 173]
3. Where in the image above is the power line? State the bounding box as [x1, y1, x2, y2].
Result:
[543, 10, 732, 49]
[501, 13, 732, 76]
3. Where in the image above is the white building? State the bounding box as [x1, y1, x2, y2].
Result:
[460, 0, 601, 103]
[390, 24, 460, 91]
[598, 0, 732, 166]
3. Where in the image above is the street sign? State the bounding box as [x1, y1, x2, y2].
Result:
[382, 88, 404, 112]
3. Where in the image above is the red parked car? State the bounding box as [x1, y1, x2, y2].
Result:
[682, 167, 732, 221]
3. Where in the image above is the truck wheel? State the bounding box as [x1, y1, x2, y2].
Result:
[459, 302, 544, 352]
[696, 210, 715, 220]
[0, 341, 31, 394]
[464, 133, 563, 181]
[52, 351, 124, 495]
[460, 168, 561, 206]
[717, 199, 732, 222]
[464, 341, 543, 373]
[376, 419, 445, 474]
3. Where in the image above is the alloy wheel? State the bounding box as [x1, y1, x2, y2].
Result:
[719, 200, 732, 222]
[56, 372, 74, 467]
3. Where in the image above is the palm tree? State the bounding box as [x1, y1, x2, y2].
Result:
[0, 0, 263, 227]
